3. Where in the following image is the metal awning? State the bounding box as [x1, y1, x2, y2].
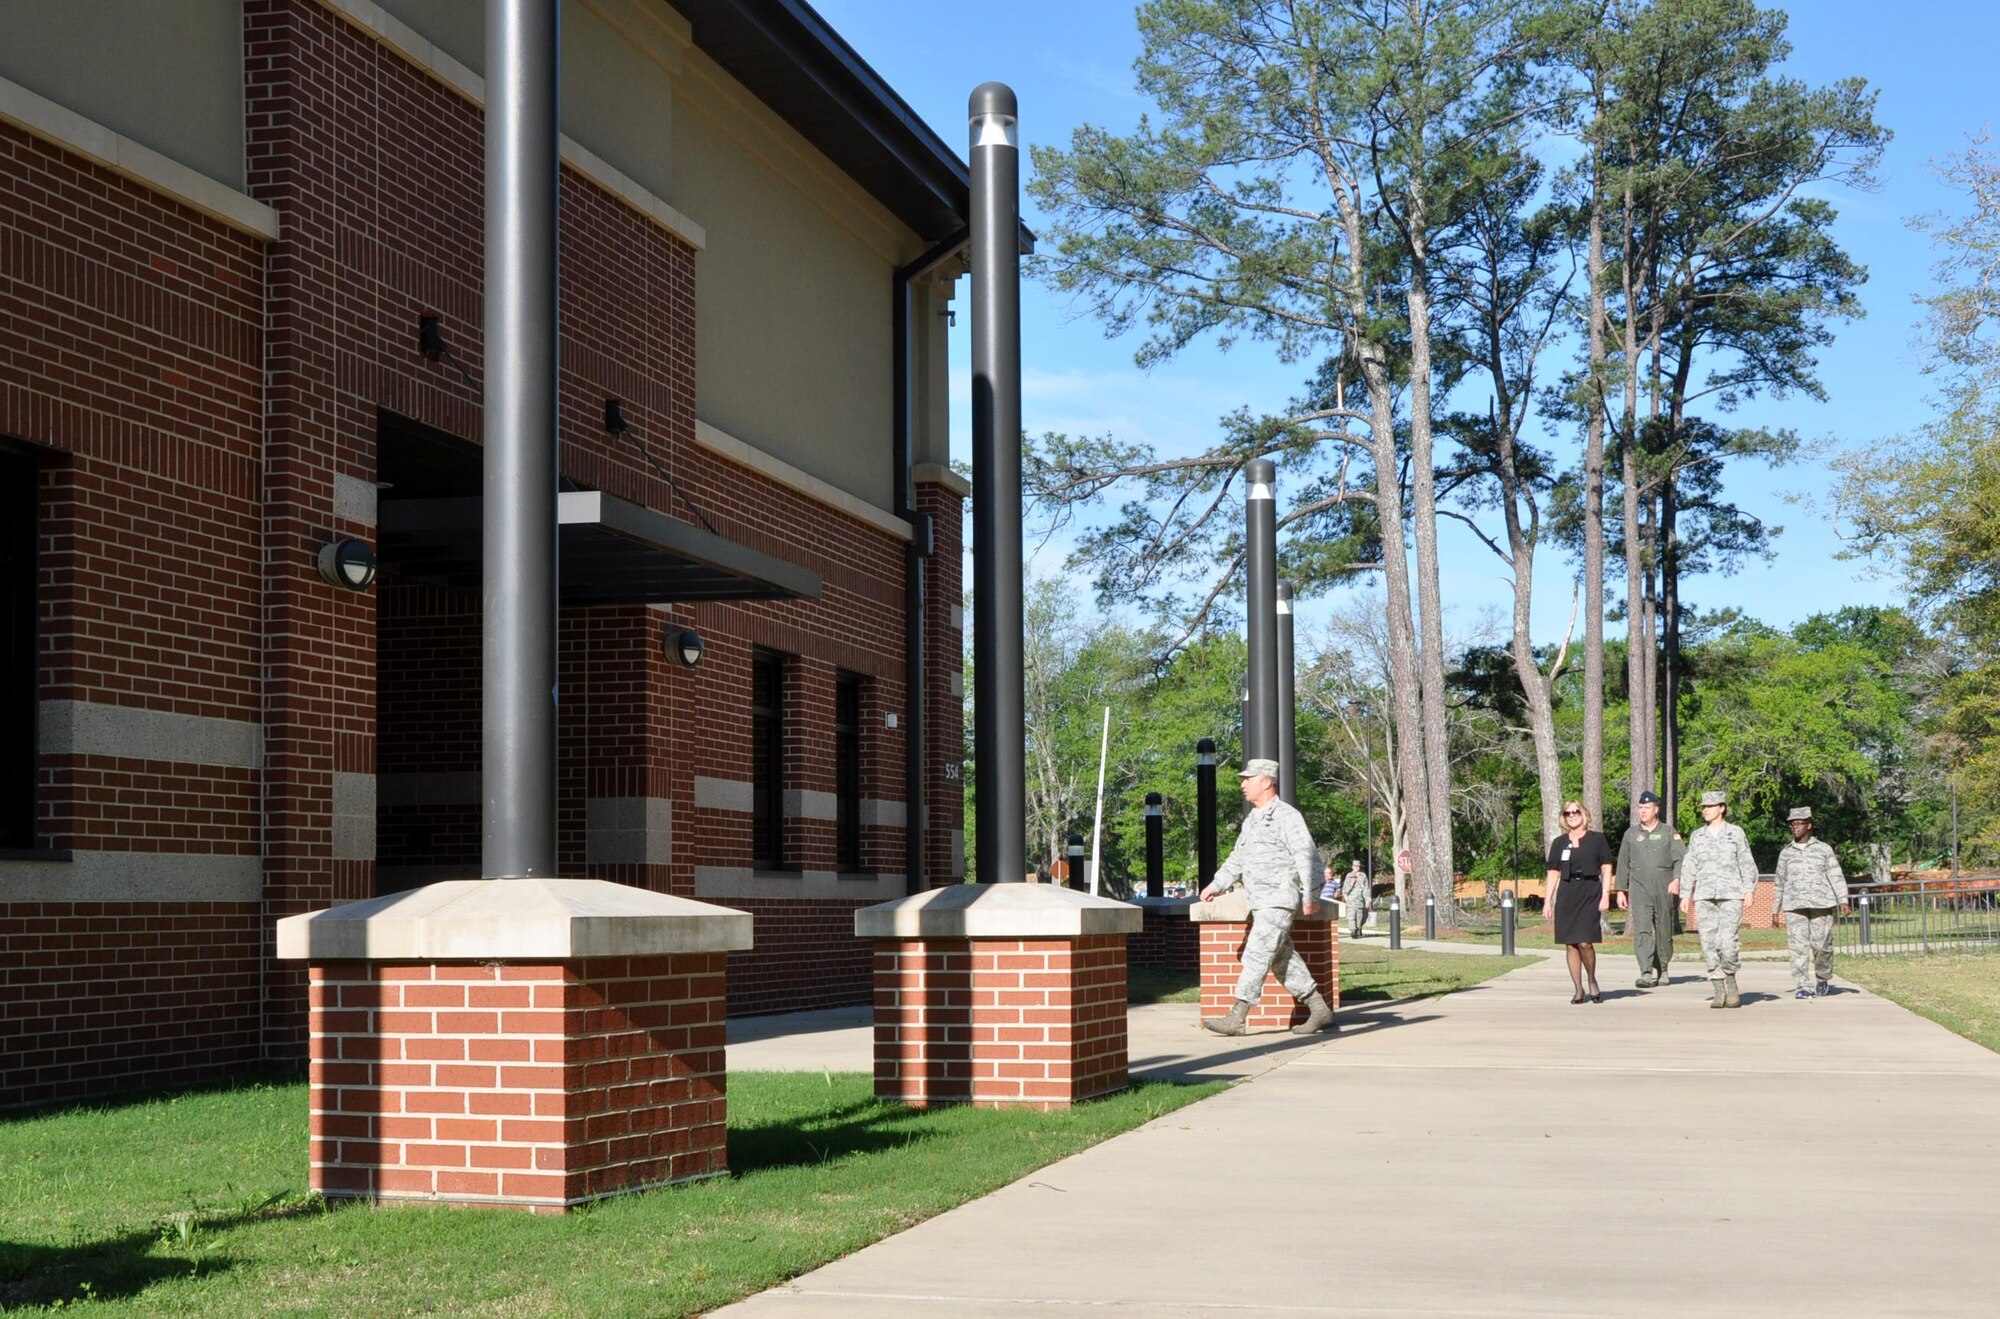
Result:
[378, 490, 821, 604]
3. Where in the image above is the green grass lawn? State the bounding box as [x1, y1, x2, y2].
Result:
[0, 1071, 1222, 1316]
[1127, 942, 1533, 1006]
[1840, 952, 2000, 1054]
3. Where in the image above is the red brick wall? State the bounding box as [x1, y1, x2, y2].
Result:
[1130, 900, 1200, 975]
[1199, 917, 1341, 1030]
[872, 934, 1129, 1110]
[308, 954, 728, 1210]
[3, 0, 953, 1101]
[0, 903, 263, 1107]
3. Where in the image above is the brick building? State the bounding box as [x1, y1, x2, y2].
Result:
[1, 0, 978, 1107]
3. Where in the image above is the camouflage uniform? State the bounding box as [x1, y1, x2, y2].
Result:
[1213, 796, 1322, 1004]
[1775, 835, 1848, 992]
[1340, 866, 1372, 939]
[1616, 820, 1684, 981]
[1681, 818, 1758, 982]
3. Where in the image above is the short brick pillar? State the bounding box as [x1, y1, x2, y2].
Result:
[1129, 896, 1200, 975]
[277, 878, 751, 1213]
[1191, 894, 1340, 1031]
[857, 885, 1142, 1110]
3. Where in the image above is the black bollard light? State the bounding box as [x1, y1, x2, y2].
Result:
[1859, 891, 1872, 947]
[1424, 894, 1436, 941]
[1064, 834, 1085, 890]
[1143, 792, 1164, 898]
[1243, 459, 1278, 762]
[1195, 738, 1218, 892]
[1501, 892, 1517, 956]
[1277, 580, 1297, 804]
[1389, 897, 1403, 950]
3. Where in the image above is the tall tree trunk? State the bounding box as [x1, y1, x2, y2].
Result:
[1582, 143, 1609, 825]
[1619, 180, 1650, 802]
[1406, 255, 1458, 918]
[1660, 464, 1681, 827]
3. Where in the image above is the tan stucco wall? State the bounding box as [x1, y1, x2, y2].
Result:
[0, 0, 244, 187]
[375, 0, 682, 208]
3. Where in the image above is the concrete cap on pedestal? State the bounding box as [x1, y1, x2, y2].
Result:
[275, 877, 753, 961]
[1188, 893, 1336, 923]
[856, 883, 1142, 939]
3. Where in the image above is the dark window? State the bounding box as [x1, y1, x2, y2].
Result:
[0, 450, 37, 849]
[835, 673, 863, 872]
[750, 651, 785, 869]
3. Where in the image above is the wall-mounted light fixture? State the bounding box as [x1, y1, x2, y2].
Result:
[418, 313, 473, 384]
[316, 538, 378, 591]
[668, 627, 704, 669]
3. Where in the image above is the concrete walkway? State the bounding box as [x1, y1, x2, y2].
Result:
[717, 954, 2000, 1318]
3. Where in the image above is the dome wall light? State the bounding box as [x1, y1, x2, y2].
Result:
[668, 627, 704, 669]
[316, 538, 378, 591]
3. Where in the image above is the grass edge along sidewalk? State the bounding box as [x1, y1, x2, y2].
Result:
[1839, 951, 2000, 1055]
[0, 1072, 1223, 1316]
[1129, 940, 1537, 1005]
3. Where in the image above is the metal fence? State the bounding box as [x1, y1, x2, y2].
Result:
[1834, 878, 2000, 954]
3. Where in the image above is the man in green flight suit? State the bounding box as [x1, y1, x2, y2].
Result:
[1614, 789, 1684, 989]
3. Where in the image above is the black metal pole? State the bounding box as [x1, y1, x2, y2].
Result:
[1277, 580, 1297, 803]
[1501, 891, 1517, 956]
[1196, 738, 1218, 890]
[1389, 896, 1403, 950]
[1424, 894, 1436, 941]
[1858, 891, 1872, 947]
[1064, 834, 1085, 890]
[1143, 791, 1164, 898]
[482, 0, 560, 880]
[969, 82, 1023, 884]
[1243, 458, 1278, 763]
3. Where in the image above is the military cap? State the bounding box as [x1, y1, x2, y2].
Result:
[1787, 806, 1813, 822]
[1238, 757, 1281, 780]
[1699, 790, 1728, 807]
[1637, 790, 1660, 805]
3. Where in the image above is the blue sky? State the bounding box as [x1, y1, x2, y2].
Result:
[814, 0, 1999, 645]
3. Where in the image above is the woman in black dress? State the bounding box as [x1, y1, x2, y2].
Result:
[1544, 799, 1614, 1003]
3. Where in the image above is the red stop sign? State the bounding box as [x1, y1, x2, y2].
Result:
[1395, 848, 1413, 874]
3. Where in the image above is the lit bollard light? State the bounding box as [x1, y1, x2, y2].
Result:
[1143, 792, 1164, 898]
[1389, 897, 1403, 950]
[1859, 891, 1871, 947]
[1501, 892, 1517, 956]
[1424, 894, 1436, 941]
[1064, 834, 1085, 889]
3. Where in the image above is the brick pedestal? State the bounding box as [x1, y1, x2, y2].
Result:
[278, 878, 751, 1212]
[1192, 895, 1339, 1031]
[858, 885, 1141, 1110]
[1129, 897, 1200, 975]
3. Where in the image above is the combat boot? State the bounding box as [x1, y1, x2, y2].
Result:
[1723, 973, 1741, 1009]
[1202, 1000, 1250, 1036]
[1709, 979, 1727, 1009]
[1635, 969, 1658, 989]
[1292, 991, 1334, 1035]
[1816, 980, 1832, 998]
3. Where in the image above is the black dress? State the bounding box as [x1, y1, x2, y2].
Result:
[1545, 831, 1614, 945]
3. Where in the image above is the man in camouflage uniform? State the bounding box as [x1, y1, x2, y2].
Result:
[1615, 789, 1684, 989]
[1679, 789, 1759, 1009]
[1774, 806, 1849, 999]
[1340, 859, 1372, 940]
[1199, 758, 1334, 1037]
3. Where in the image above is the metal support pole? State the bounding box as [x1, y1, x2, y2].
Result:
[1858, 891, 1871, 947]
[482, 0, 561, 880]
[1196, 739, 1218, 890]
[1143, 792, 1164, 898]
[1389, 897, 1403, 950]
[1500, 893, 1517, 956]
[1424, 894, 1436, 941]
[1243, 458, 1278, 762]
[1064, 835, 1085, 890]
[969, 82, 1024, 884]
[1276, 580, 1297, 803]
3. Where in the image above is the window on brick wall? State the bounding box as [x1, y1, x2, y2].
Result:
[0, 447, 37, 849]
[835, 672, 863, 872]
[750, 650, 786, 870]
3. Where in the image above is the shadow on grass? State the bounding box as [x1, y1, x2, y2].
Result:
[729, 1097, 947, 1174]
[0, 1063, 304, 1126]
[0, 1230, 230, 1308]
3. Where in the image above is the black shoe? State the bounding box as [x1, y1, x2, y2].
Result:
[1590, 990, 1603, 1004]
[1570, 990, 1586, 1004]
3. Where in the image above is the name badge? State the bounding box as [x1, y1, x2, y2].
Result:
[1560, 847, 1571, 863]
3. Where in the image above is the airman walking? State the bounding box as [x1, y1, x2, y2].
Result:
[1774, 806, 1849, 999]
[1615, 789, 1684, 988]
[1679, 789, 1759, 1009]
